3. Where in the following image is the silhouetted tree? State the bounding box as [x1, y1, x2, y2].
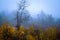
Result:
[37, 11, 47, 28]
[46, 15, 54, 27]
[55, 19, 60, 28]
[16, 0, 30, 30]
[0, 11, 6, 25]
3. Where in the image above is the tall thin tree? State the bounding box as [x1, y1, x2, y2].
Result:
[16, 0, 28, 30]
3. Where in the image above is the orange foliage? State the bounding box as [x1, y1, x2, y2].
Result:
[0, 23, 59, 40]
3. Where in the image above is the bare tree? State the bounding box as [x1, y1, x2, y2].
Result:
[16, 0, 29, 30]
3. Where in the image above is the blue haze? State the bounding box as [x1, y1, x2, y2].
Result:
[0, 0, 60, 18]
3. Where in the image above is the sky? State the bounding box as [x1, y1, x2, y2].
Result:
[0, 0, 60, 18]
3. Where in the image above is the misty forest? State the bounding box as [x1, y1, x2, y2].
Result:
[0, 0, 60, 40]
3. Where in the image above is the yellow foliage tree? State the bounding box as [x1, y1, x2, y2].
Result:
[39, 29, 45, 40]
[17, 25, 26, 40]
[26, 34, 36, 40]
[0, 23, 17, 40]
[0, 23, 10, 40]
[27, 26, 35, 34]
[45, 27, 57, 40]
[27, 26, 38, 40]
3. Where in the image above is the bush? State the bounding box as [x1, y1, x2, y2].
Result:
[0, 23, 59, 40]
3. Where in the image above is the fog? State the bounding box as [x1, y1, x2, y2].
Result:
[0, 0, 60, 28]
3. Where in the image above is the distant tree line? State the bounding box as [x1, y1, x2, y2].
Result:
[0, 10, 60, 29]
